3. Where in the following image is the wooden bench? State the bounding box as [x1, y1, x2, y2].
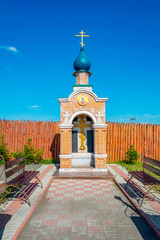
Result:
[126, 155, 160, 206]
[0, 155, 43, 206]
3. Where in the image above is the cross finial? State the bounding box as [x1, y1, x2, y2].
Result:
[75, 30, 89, 48]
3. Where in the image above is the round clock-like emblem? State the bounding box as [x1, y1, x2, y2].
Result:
[78, 95, 88, 105]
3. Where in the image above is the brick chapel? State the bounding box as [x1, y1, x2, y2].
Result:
[58, 31, 108, 169]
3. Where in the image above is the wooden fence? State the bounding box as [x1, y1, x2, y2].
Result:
[0, 120, 60, 160]
[0, 120, 160, 162]
[106, 122, 160, 162]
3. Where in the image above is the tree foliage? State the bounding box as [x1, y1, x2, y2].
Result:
[125, 145, 140, 164]
[12, 138, 43, 164]
[0, 125, 11, 164]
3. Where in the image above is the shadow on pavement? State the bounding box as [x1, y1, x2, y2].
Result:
[114, 195, 159, 240]
[0, 213, 12, 240]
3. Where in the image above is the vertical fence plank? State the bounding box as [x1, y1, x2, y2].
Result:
[44, 121, 47, 159]
[116, 123, 119, 162]
[108, 122, 111, 162]
[47, 122, 50, 159]
[115, 123, 117, 162]
[120, 123, 123, 161]
[50, 121, 53, 159]
[55, 122, 59, 160]
[110, 123, 113, 162]
[139, 124, 141, 161]
[156, 125, 158, 160]
[112, 123, 115, 162]
[106, 122, 109, 162]
[39, 121, 42, 152]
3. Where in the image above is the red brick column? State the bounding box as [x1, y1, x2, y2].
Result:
[59, 127, 72, 168]
[94, 126, 107, 168]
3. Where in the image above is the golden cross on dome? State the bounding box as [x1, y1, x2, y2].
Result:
[75, 30, 89, 48]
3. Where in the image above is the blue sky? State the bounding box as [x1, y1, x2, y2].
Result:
[0, 0, 159, 124]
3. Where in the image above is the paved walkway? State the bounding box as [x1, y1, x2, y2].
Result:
[18, 179, 158, 240]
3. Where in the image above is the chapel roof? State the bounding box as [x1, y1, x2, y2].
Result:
[73, 47, 91, 72]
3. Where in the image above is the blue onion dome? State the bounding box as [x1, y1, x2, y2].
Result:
[73, 47, 91, 72]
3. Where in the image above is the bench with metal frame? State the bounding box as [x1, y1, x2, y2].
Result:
[126, 155, 160, 206]
[0, 155, 43, 206]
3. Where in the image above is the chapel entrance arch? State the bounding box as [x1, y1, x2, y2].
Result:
[72, 114, 94, 153]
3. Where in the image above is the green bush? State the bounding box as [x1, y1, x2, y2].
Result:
[11, 149, 23, 159]
[12, 138, 43, 164]
[124, 145, 140, 164]
[0, 135, 11, 164]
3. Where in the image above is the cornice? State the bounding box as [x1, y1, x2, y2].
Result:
[58, 89, 108, 103]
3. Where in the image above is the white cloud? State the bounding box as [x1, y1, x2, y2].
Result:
[0, 45, 19, 53]
[27, 105, 42, 111]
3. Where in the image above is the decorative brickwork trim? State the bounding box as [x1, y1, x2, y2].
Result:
[95, 157, 107, 168]
[60, 158, 72, 168]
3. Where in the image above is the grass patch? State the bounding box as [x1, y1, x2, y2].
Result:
[119, 161, 143, 171]
[106, 161, 143, 171]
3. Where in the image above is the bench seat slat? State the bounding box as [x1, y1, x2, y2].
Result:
[143, 172, 160, 184]
[129, 171, 159, 185]
[18, 171, 39, 185]
[8, 171, 39, 185]
[139, 171, 160, 184]
[135, 171, 157, 184]
[129, 171, 151, 185]
[6, 163, 25, 178]
[130, 171, 155, 184]
[129, 171, 157, 185]
[5, 157, 24, 169]
[7, 172, 25, 185]
[135, 171, 152, 183]
[144, 157, 160, 168]
[143, 163, 160, 176]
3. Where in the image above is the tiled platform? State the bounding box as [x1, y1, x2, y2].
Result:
[18, 179, 158, 240]
[53, 168, 114, 180]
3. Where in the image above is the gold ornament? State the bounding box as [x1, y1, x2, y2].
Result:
[78, 95, 88, 105]
[75, 30, 89, 48]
